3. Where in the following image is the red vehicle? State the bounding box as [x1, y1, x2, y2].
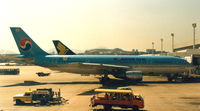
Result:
[91, 88, 144, 111]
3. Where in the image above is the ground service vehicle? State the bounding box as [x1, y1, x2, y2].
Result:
[13, 88, 67, 105]
[0, 68, 19, 75]
[91, 88, 144, 111]
[36, 72, 50, 77]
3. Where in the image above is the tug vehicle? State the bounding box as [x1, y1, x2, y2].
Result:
[13, 88, 67, 105]
[91, 88, 144, 111]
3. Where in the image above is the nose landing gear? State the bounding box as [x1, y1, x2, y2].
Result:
[167, 73, 189, 83]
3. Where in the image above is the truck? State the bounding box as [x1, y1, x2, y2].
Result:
[90, 88, 144, 111]
[13, 88, 67, 105]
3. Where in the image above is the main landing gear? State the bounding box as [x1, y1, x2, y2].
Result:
[99, 74, 110, 84]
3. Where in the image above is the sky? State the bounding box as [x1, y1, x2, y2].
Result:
[0, 0, 200, 54]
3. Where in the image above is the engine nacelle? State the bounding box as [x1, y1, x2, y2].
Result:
[125, 71, 143, 81]
[113, 71, 143, 82]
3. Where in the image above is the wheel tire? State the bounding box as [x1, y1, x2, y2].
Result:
[132, 106, 139, 111]
[99, 78, 103, 84]
[16, 99, 23, 105]
[40, 100, 46, 105]
[168, 77, 173, 82]
[99, 78, 107, 85]
[104, 105, 112, 111]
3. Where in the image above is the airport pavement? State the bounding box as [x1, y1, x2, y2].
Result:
[0, 66, 200, 111]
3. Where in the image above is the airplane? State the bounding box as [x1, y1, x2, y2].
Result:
[0, 62, 17, 66]
[9, 27, 195, 83]
[53, 40, 76, 55]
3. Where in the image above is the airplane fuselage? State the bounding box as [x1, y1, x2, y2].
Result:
[31, 55, 194, 75]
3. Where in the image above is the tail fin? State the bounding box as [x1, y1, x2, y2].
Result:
[10, 27, 49, 57]
[53, 40, 76, 55]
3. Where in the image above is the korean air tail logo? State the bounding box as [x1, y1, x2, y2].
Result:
[19, 38, 32, 51]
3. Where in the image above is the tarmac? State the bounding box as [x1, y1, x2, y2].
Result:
[1, 66, 200, 111]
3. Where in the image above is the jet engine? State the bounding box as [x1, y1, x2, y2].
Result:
[113, 71, 143, 82]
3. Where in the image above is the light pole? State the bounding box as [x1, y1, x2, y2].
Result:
[171, 33, 174, 52]
[152, 42, 154, 54]
[161, 38, 163, 54]
[152, 42, 154, 50]
[192, 23, 197, 49]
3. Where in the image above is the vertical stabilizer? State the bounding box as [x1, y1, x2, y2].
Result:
[10, 27, 49, 57]
[53, 40, 76, 55]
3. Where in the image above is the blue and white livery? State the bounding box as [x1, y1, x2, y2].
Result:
[10, 27, 195, 83]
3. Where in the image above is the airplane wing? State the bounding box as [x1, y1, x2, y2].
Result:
[46, 62, 131, 75]
[0, 55, 34, 63]
[82, 63, 132, 75]
[82, 63, 130, 69]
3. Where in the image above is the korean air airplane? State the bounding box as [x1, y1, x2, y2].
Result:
[9, 27, 195, 83]
[53, 40, 76, 55]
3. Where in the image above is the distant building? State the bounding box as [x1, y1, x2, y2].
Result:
[83, 48, 167, 55]
[84, 48, 134, 55]
[146, 49, 156, 54]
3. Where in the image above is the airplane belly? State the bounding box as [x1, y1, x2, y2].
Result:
[131, 65, 190, 74]
[44, 64, 194, 75]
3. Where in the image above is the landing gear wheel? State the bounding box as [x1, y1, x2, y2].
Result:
[99, 75, 110, 84]
[167, 77, 173, 82]
[104, 105, 112, 111]
[174, 76, 186, 83]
